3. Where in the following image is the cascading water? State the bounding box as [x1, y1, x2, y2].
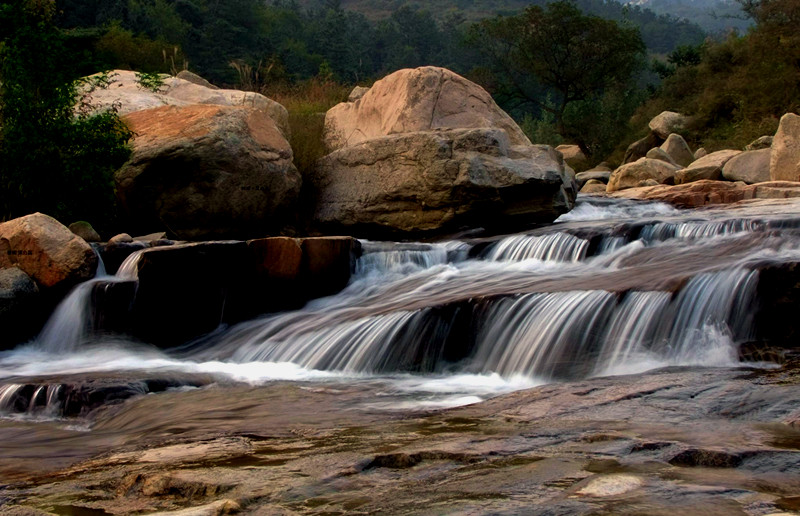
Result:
[3, 197, 800, 416]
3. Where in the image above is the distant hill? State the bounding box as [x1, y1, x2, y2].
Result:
[626, 0, 752, 33]
[300, 0, 707, 54]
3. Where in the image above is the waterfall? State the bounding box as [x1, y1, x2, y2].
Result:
[356, 241, 469, 275]
[483, 233, 589, 262]
[34, 248, 148, 352]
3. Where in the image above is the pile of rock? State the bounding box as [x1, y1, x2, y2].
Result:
[581, 111, 800, 207]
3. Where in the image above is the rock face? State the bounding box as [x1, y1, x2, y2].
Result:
[314, 67, 575, 237]
[0, 213, 97, 289]
[325, 67, 531, 150]
[675, 149, 740, 185]
[609, 180, 753, 207]
[606, 158, 680, 192]
[722, 148, 771, 184]
[648, 111, 690, 139]
[84, 70, 289, 137]
[314, 128, 573, 237]
[645, 147, 679, 167]
[660, 133, 694, 167]
[117, 104, 302, 240]
[770, 113, 800, 182]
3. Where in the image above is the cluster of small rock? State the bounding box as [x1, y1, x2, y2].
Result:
[572, 110, 800, 207]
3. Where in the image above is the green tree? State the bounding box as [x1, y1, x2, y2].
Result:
[0, 0, 132, 227]
[469, 1, 646, 156]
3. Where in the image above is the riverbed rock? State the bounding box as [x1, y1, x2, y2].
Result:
[68, 221, 101, 243]
[675, 149, 741, 185]
[660, 133, 694, 167]
[623, 132, 664, 164]
[606, 158, 680, 192]
[556, 144, 587, 169]
[83, 70, 289, 137]
[325, 67, 531, 150]
[313, 128, 573, 237]
[117, 104, 301, 240]
[608, 180, 753, 207]
[0, 267, 40, 349]
[746, 135, 773, 151]
[770, 113, 800, 182]
[580, 179, 608, 194]
[722, 148, 771, 184]
[0, 213, 97, 289]
[645, 147, 679, 167]
[575, 169, 611, 188]
[648, 111, 690, 139]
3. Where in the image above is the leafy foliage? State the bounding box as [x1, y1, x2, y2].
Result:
[468, 1, 647, 158]
[0, 1, 132, 227]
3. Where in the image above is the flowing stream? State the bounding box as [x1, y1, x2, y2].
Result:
[2, 197, 800, 417]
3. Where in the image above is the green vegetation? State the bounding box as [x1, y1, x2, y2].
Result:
[637, 0, 800, 153]
[0, 1, 132, 227]
[469, 1, 647, 158]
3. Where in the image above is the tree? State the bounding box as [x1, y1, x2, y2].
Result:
[469, 1, 646, 156]
[0, 0, 132, 227]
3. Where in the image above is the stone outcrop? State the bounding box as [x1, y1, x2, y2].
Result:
[659, 133, 694, 167]
[117, 104, 301, 240]
[608, 179, 800, 207]
[675, 149, 740, 185]
[722, 148, 771, 184]
[770, 113, 800, 182]
[325, 67, 531, 150]
[83, 70, 289, 137]
[606, 158, 680, 192]
[0, 213, 97, 289]
[648, 111, 690, 139]
[314, 67, 575, 237]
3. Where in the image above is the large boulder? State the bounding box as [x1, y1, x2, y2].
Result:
[659, 133, 694, 167]
[770, 113, 800, 182]
[0, 213, 97, 289]
[606, 158, 680, 192]
[68, 221, 101, 243]
[324, 67, 531, 150]
[646, 147, 679, 167]
[116, 104, 301, 240]
[721, 148, 771, 184]
[314, 67, 575, 237]
[83, 70, 289, 137]
[648, 111, 690, 139]
[313, 128, 573, 236]
[575, 168, 611, 188]
[675, 149, 740, 185]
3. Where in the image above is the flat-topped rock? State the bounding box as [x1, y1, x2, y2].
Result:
[607, 158, 680, 192]
[675, 149, 740, 184]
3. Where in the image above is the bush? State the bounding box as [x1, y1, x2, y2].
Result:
[0, 2, 133, 231]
